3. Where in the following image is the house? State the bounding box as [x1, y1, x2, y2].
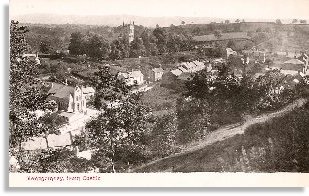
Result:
[119, 70, 144, 86]
[82, 86, 95, 100]
[226, 48, 237, 58]
[298, 53, 309, 74]
[280, 58, 305, 75]
[22, 53, 40, 65]
[47, 83, 87, 114]
[149, 67, 164, 82]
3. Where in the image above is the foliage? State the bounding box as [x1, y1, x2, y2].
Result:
[150, 113, 179, 157]
[38, 112, 69, 134]
[18, 148, 93, 173]
[86, 93, 151, 172]
[10, 21, 51, 149]
[68, 32, 85, 55]
[39, 40, 52, 54]
[87, 65, 131, 109]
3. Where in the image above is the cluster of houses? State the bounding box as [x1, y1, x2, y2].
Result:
[161, 60, 210, 89]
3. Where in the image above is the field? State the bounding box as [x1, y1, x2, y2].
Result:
[141, 84, 181, 116]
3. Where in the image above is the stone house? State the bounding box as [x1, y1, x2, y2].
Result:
[47, 83, 87, 114]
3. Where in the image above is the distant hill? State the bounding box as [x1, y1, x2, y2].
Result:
[11, 14, 303, 27]
[10, 14, 257, 27]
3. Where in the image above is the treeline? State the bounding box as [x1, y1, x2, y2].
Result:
[68, 27, 193, 60]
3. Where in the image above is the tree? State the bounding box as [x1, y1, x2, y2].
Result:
[235, 19, 240, 23]
[130, 37, 146, 57]
[86, 34, 110, 59]
[214, 30, 222, 39]
[39, 40, 52, 54]
[85, 67, 151, 172]
[68, 32, 85, 55]
[87, 66, 131, 109]
[275, 19, 282, 25]
[86, 93, 151, 172]
[192, 27, 201, 35]
[225, 20, 230, 24]
[181, 21, 186, 25]
[150, 113, 178, 157]
[9, 21, 57, 163]
[300, 20, 307, 24]
[292, 19, 298, 24]
[153, 27, 168, 54]
[227, 40, 236, 50]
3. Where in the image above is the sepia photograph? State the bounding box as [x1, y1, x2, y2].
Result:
[7, 0, 309, 187]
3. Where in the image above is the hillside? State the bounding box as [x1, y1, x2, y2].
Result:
[134, 98, 309, 173]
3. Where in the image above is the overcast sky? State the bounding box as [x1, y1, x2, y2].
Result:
[10, 0, 309, 20]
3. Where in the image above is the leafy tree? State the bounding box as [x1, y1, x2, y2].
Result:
[86, 34, 110, 59]
[10, 21, 50, 152]
[214, 30, 222, 39]
[292, 19, 298, 24]
[87, 66, 131, 109]
[192, 27, 201, 35]
[300, 20, 307, 24]
[275, 19, 282, 25]
[68, 32, 85, 55]
[39, 40, 52, 54]
[227, 40, 236, 50]
[130, 37, 146, 57]
[150, 113, 178, 157]
[225, 20, 230, 24]
[153, 27, 168, 54]
[109, 39, 129, 60]
[19, 148, 93, 173]
[86, 92, 151, 172]
[181, 21, 186, 25]
[235, 19, 240, 23]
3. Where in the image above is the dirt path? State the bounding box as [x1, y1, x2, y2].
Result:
[133, 98, 307, 172]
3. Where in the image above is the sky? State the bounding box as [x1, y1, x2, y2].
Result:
[10, 0, 309, 20]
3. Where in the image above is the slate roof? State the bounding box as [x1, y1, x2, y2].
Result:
[171, 69, 183, 76]
[48, 83, 75, 99]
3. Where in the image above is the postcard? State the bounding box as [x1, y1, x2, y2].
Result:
[8, 0, 309, 187]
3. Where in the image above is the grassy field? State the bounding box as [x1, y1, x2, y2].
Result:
[136, 100, 309, 172]
[141, 84, 181, 115]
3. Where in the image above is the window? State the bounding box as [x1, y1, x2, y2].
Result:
[77, 103, 80, 111]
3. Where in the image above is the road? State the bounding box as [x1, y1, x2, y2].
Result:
[133, 98, 307, 172]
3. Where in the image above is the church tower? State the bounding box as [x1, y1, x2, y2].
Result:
[128, 21, 134, 43]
